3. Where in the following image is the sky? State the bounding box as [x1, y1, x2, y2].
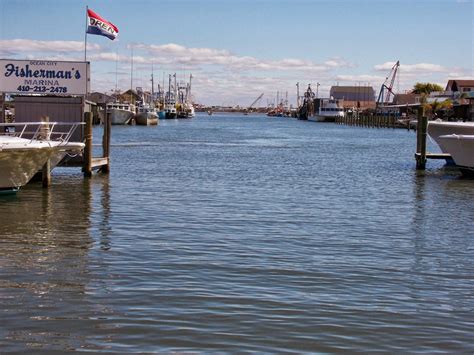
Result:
[0, 0, 473, 106]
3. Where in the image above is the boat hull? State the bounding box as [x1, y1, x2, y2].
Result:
[438, 134, 474, 174]
[135, 113, 159, 126]
[427, 121, 474, 153]
[109, 109, 134, 125]
[165, 111, 177, 119]
[308, 115, 339, 122]
[0, 136, 85, 189]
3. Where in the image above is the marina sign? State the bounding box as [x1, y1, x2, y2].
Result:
[0, 59, 90, 96]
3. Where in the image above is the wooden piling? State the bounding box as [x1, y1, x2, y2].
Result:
[42, 159, 51, 188]
[415, 107, 427, 170]
[41, 115, 51, 188]
[83, 112, 93, 177]
[101, 112, 111, 174]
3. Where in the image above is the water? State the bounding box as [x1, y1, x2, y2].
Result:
[1, 114, 473, 352]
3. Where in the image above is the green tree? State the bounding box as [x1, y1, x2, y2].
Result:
[412, 82, 444, 95]
[420, 94, 453, 119]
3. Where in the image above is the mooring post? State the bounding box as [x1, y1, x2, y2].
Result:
[42, 159, 51, 188]
[83, 112, 93, 177]
[101, 111, 111, 174]
[41, 115, 51, 188]
[415, 106, 427, 170]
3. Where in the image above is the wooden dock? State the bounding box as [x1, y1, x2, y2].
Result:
[41, 111, 110, 187]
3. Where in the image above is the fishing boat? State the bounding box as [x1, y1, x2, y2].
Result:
[135, 103, 159, 125]
[164, 91, 177, 119]
[176, 74, 195, 119]
[308, 98, 345, 122]
[177, 102, 195, 118]
[106, 102, 136, 125]
[0, 122, 85, 193]
[437, 134, 474, 175]
[427, 120, 474, 153]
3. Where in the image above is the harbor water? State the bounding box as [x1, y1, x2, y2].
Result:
[1, 114, 473, 352]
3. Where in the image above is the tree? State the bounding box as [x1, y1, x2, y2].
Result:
[420, 94, 453, 119]
[412, 82, 444, 95]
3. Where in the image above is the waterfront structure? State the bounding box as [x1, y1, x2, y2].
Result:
[445, 79, 474, 93]
[329, 86, 376, 110]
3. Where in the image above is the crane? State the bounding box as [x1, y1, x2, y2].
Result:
[376, 60, 400, 107]
[244, 93, 264, 114]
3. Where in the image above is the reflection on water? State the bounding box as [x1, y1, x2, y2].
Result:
[0, 175, 111, 350]
[1, 114, 473, 352]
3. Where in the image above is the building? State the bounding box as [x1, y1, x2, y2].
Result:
[329, 86, 376, 110]
[445, 80, 474, 94]
[392, 93, 422, 105]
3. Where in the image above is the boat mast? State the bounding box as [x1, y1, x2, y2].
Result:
[168, 74, 171, 104]
[188, 74, 193, 103]
[296, 82, 300, 108]
[151, 63, 154, 101]
[130, 46, 133, 104]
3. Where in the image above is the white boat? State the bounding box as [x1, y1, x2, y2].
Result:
[0, 122, 85, 192]
[308, 98, 345, 122]
[427, 120, 474, 153]
[106, 102, 136, 125]
[437, 134, 474, 174]
[135, 104, 159, 126]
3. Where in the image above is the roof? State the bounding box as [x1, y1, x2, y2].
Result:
[393, 93, 420, 105]
[330, 86, 376, 102]
[330, 86, 374, 94]
[446, 79, 474, 91]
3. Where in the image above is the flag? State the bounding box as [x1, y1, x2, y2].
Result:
[86, 9, 118, 40]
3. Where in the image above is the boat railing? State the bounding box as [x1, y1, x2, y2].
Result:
[0, 122, 85, 143]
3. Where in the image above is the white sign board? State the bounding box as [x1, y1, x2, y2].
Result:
[0, 59, 89, 96]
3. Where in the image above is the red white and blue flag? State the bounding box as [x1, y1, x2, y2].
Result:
[86, 9, 118, 40]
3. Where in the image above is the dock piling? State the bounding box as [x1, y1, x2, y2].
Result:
[415, 107, 427, 170]
[83, 112, 93, 177]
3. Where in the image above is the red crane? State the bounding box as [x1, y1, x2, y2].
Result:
[376, 60, 400, 107]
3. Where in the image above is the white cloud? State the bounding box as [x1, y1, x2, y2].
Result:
[0, 39, 101, 56]
[3, 39, 468, 105]
[374, 61, 447, 73]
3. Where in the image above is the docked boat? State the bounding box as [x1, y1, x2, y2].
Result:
[164, 95, 177, 119]
[0, 122, 85, 193]
[308, 98, 345, 122]
[437, 134, 474, 175]
[158, 110, 166, 120]
[135, 104, 159, 126]
[177, 102, 195, 118]
[106, 102, 136, 125]
[427, 120, 474, 153]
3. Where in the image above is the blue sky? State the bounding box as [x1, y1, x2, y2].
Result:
[0, 0, 473, 106]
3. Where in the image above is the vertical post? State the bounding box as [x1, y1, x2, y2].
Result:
[83, 112, 93, 177]
[42, 159, 51, 188]
[101, 111, 111, 174]
[41, 115, 51, 187]
[416, 106, 427, 170]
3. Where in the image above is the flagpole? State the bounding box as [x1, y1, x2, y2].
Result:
[84, 5, 88, 61]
